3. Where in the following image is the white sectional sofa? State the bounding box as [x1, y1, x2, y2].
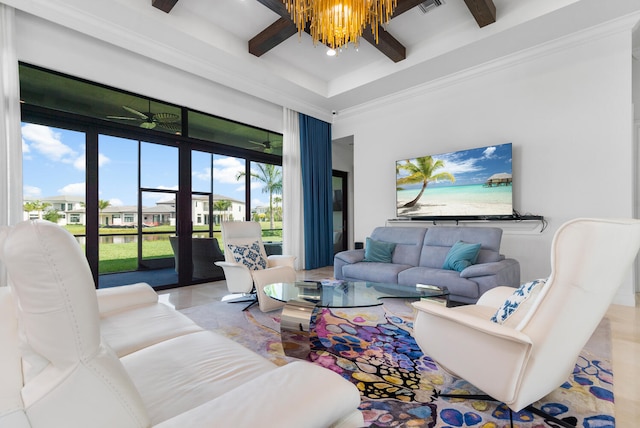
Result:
[0, 220, 363, 428]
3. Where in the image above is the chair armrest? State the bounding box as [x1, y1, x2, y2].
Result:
[267, 255, 296, 269]
[154, 361, 363, 428]
[96, 282, 158, 316]
[214, 261, 254, 293]
[411, 300, 532, 406]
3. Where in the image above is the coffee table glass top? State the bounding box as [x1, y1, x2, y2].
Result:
[263, 280, 449, 308]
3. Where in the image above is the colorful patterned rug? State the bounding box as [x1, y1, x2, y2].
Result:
[180, 299, 615, 427]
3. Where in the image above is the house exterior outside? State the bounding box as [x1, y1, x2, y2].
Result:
[23, 194, 245, 227]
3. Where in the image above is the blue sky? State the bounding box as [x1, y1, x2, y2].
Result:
[21, 123, 270, 207]
[396, 143, 513, 188]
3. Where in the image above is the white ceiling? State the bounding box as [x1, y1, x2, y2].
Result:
[6, 0, 640, 119]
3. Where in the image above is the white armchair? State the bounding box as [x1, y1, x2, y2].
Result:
[411, 218, 640, 426]
[216, 221, 296, 312]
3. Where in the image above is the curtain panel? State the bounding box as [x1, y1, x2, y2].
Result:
[299, 113, 333, 269]
[282, 108, 305, 270]
[0, 4, 23, 287]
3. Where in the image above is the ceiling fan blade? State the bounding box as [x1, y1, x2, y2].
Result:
[122, 105, 150, 120]
[158, 122, 182, 132]
[107, 115, 140, 121]
[153, 112, 180, 123]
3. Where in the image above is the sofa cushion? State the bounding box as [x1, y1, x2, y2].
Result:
[363, 237, 396, 263]
[398, 267, 480, 300]
[100, 302, 203, 358]
[420, 227, 503, 268]
[121, 330, 277, 425]
[342, 262, 413, 284]
[442, 240, 481, 272]
[370, 227, 427, 266]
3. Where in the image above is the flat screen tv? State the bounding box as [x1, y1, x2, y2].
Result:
[396, 143, 513, 220]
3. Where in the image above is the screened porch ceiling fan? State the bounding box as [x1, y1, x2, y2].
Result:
[249, 138, 282, 154]
[107, 101, 180, 131]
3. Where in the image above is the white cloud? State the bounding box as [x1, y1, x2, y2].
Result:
[72, 149, 110, 171]
[23, 185, 42, 198]
[213, 156, 244, 184]
[109, 198, 124, 206]
[434, 154, 482, 175]
[154, 185, 179, 191]
[58, 182, 85, 195]
[482, 146, 497, 158]
[22, 137, 30, 153]
[252, 198, 267, 207]
[193, 168, 212, 181]
[98, 153, 110, 167]
[21, 124, 77, 162]
[73, 156, 85, 170]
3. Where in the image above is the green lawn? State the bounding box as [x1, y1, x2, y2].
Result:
[67, 223, 283, 274]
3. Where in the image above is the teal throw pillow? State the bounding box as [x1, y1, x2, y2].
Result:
[442, 240, 481, 272]
[363, 237, 396, 263]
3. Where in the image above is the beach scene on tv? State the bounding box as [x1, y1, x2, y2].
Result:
[396, 143, 513, 218]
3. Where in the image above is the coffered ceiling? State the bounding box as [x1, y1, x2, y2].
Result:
[6, 0, 640, 120]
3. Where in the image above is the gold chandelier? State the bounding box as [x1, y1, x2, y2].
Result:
[284, 0, 398, 50]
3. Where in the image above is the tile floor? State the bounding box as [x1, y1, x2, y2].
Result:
[158, 267, 640, 427]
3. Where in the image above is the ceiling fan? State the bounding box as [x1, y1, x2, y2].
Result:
[107, 102, 180, 131]
[249, 138, 282, 154]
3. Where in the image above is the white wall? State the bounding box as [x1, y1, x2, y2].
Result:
[334, 22, 638, 305]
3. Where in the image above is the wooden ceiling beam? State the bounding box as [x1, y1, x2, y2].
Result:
[152, 0, 179, 13]
[361, 27, 406, 63]
[464, 0, 496, 28]
[249, 18, 298, 57]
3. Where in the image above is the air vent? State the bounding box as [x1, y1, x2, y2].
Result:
[419, 0, 444, 14]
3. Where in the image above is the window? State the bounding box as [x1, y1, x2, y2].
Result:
[20, 63, 284, 289]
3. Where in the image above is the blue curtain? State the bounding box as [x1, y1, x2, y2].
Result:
[299, 113, 334, 269]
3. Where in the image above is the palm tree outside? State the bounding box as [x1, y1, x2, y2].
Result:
[237, 163, 282, 230]
[23, 200, 51, 220]
[213, 199, 232, 224]
[397, 156, 455, 208]
[98, 199, 111, 226]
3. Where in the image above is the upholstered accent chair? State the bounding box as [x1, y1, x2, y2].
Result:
[215, 221, 296, 312]
[169, 236, 225, 279]
[411, 218, 640, 427]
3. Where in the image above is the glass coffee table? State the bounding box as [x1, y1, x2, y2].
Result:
[263, 280, 449, 359]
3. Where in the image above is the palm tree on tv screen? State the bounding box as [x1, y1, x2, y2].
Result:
[236, 163, 282, 230]
[397, 156, 455, 208]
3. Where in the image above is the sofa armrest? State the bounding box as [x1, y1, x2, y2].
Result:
[334, 249, 365, 264]
[333, 249, 365, 280]
[460, 258, 521, 298]
[96, 282, 158, 316]
[460, 258, 519, 279]
[154, 361, 363, 428]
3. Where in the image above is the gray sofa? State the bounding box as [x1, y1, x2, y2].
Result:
[333, 226, 520, 304]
